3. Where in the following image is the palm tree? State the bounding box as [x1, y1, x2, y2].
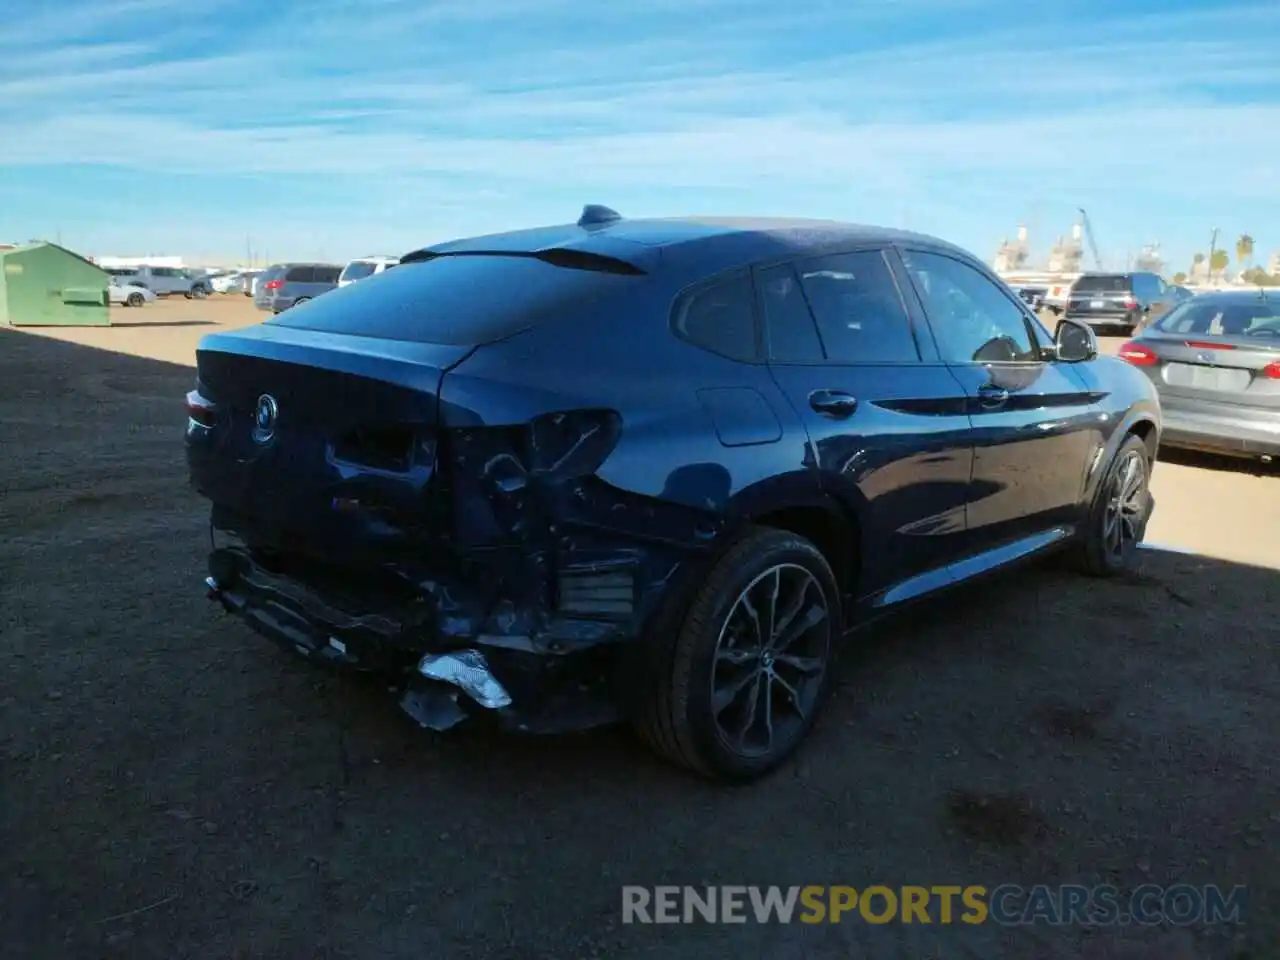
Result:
[1236, 234, 1255, 269]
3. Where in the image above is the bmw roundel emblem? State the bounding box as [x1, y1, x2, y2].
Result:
[253, 393, 278, 443]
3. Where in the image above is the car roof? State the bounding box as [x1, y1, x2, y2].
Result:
[406, 213, 976, 276]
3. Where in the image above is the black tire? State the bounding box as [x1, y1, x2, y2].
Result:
[1074, 434, 1152, 577]
[292, 297, 310, 308]
[126, 292, 144, 307]
[192, 285, 209, 299]
[632, 527, 841, 782]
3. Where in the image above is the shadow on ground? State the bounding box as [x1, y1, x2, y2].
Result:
[106, 319, 221, 329]
[1, 329, 1276, 960]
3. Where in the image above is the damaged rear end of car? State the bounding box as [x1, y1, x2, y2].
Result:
[186, 242, 724, 735]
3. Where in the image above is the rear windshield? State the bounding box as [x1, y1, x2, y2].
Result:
[1072, 275, 1130, 293]
[267, 253, 644, 345]
[1154, 299, 1280, 336]
[340, 261, 379, 282]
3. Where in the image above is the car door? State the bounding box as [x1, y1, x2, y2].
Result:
[154, 267, 179, 295]
[756, 247, 975, 605]
[896, 247, 1103, 555]
[285, 265, 314, 305]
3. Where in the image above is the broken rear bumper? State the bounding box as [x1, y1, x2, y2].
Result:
[203, 545, 628, 733]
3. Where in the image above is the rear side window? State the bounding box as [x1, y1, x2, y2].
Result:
[793, 251, 919, 363]
[1073, 275, 1130, 293]
[285, 265, 314, 283]
[757, 263, 824, 362]
[673, 273, 758, 361]
[268, 253, 645, 345]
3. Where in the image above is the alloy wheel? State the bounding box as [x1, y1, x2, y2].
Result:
[1103, 450, 1147, 559]
[709, 563, 832, 759]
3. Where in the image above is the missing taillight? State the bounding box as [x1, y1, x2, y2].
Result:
[332, 425, 418, 472]
[527, 409, 623, 478]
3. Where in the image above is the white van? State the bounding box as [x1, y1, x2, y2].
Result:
[338, 255, 399, 287]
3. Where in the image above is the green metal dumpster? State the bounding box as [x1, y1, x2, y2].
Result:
[0, 242, 110, 326]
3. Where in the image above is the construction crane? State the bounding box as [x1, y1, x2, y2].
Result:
[1077, 207, 1104, 271]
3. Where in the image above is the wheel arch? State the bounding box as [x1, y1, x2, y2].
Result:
[724, 473, 863, 604]
[1084, 405, 1160, 505]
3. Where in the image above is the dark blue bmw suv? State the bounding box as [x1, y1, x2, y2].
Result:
[186, 206, 1161, 782]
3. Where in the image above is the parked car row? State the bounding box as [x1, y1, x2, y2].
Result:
[187, 205, 1165, 783]
[104, 265, 211, 299]
[207, 269, 260, 295]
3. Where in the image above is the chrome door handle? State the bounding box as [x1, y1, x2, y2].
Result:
[978, 385, 1009, 408]
[808, 389, 858, 418]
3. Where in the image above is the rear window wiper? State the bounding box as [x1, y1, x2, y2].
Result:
[399, 247, 645, 275]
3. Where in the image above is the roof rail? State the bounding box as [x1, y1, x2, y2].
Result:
[578, 204, 622, 228]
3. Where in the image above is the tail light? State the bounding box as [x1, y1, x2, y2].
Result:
[1122, 296, 1138, 309]
[1117, 341, 1158, 366]
[263, 279, 284, 290]
[185, 388, 220, 427]
[1262, 361, 1280, 380]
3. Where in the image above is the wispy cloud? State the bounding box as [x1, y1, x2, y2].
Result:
[2, 0, 1278, 261]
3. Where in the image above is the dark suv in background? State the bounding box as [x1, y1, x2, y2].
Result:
[254, 263, 342, 314]
[1064, 271, 1177, 335]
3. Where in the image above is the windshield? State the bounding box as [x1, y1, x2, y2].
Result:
[269, 253, 645, 344]
[1072, 275, 1130, 293]
[340, 260, 379, 282]
[1153, 298, 1280, 336]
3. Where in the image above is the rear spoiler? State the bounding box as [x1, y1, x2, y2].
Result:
[399, 247, 646, 276]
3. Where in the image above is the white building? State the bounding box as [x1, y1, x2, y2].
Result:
[94, 255, 186, 269]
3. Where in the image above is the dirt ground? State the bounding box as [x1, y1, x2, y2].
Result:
[2, 295, 1277, 959]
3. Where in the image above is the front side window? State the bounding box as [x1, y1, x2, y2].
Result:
[673, 273, 758, 361]
[902, 250, 1039, 364]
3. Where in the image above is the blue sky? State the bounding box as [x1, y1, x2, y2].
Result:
[1, 0, 1277, 272]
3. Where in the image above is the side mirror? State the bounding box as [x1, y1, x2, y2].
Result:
[1054, 317, 1097, 362]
